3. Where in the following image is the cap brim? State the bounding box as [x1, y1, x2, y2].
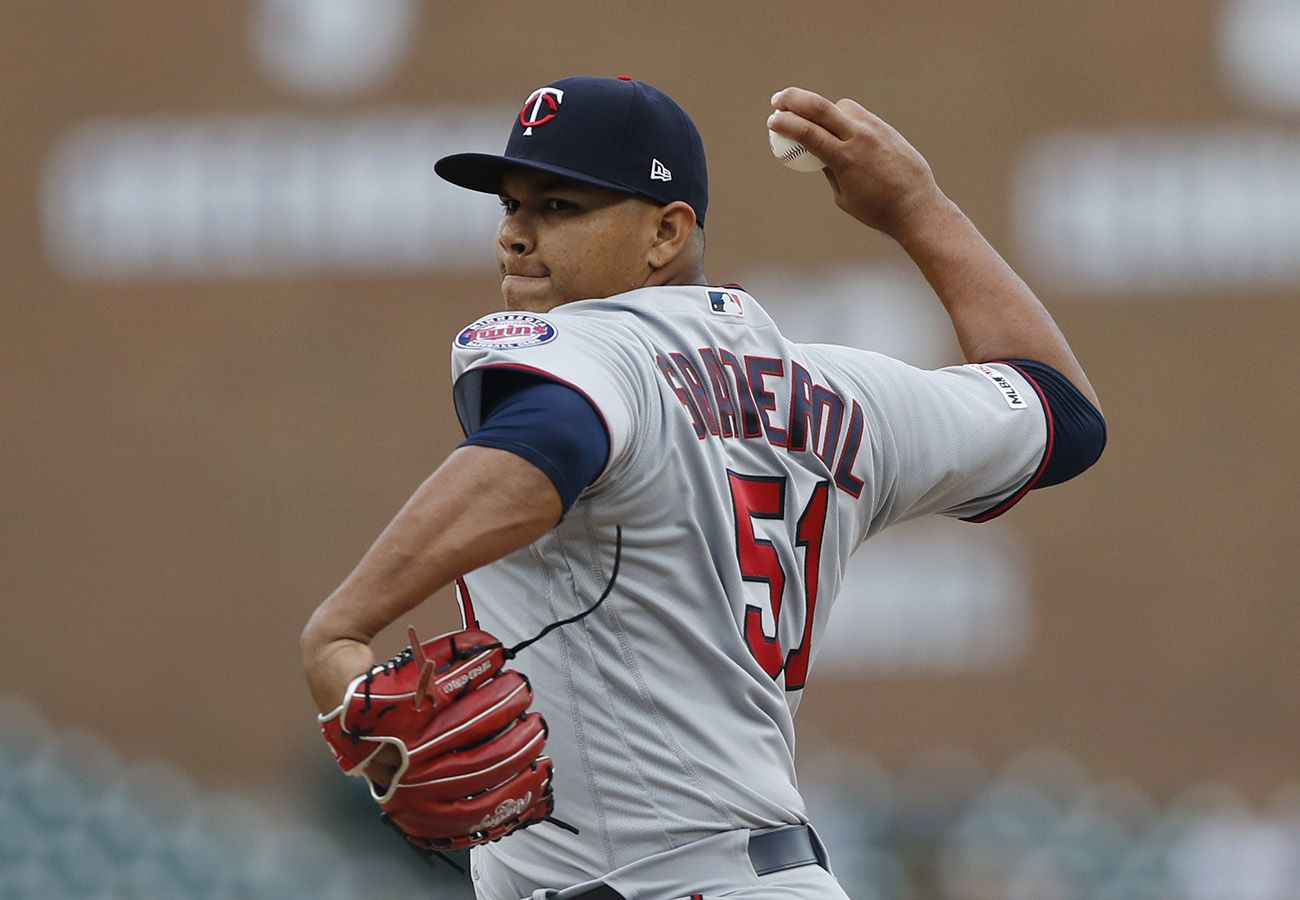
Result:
[434, 153, 648, 200]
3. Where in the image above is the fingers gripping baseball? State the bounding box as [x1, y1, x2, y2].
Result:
[769, 87, 943, 235]
[318, 627, 556, 851]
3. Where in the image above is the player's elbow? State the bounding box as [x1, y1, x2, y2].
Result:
[1030, 372, 1107, 488]
[1039, 404, 1107, 487]
[1004, 358, 1107, 489]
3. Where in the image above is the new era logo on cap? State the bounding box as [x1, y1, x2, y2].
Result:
[650, 159, 672, 182]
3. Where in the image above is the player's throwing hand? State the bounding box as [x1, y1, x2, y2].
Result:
[769, 86, 943, 237]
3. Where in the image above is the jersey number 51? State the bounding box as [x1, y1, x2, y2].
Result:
[727, 472, 830, 692]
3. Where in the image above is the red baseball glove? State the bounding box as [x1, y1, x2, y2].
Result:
[318, 627, 554, 852]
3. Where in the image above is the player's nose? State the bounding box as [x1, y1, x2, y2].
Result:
[497, 211, 535, 257]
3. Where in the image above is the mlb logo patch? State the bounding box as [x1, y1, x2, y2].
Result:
[707, 290, 744, 317]
[966, 363, 1028, 409]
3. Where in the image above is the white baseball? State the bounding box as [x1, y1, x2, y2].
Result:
[768, 129, 824, 172]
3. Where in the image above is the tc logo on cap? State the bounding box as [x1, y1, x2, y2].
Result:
[519, 86, 564, 136]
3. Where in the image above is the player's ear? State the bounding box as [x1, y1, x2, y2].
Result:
[647, 201, 698, 270]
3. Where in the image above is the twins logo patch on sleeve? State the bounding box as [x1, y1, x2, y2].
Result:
[456, 313, 557, 350]
[966, 363, 1029, 409]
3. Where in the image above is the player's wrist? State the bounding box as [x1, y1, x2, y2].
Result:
[880, 188, 960, 245]
[301, 628, 375, 713]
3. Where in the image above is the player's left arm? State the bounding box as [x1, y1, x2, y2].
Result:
[301, 445, 560, 714]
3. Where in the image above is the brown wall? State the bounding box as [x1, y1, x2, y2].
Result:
[2, 1, 1295, 799]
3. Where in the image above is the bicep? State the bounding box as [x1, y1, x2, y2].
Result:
[854, 356, 1049, 531]
[303, 445, 559, 648]
[460, 372, 609, 514]
[412, 445, 563, 578]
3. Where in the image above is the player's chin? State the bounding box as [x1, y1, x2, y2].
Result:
[501, 275, 558, 312]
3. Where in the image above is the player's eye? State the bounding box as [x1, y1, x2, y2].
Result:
[499, 197, 519, 214]
[544, 197, 575, 212]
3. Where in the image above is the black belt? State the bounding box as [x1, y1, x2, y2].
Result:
[555, 824, 828, 900]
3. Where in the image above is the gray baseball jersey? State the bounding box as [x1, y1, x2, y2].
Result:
[449, 285, 1046, 899]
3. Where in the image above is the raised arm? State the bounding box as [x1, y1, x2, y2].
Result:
[768, 87, 1100, 412]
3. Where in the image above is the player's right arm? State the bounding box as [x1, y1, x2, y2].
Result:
[768, 87, 1100, 413]
[300, 445, 561, 714]
[301, 364, 611, 716]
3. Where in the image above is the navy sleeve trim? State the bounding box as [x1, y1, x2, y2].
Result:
[961, 359, 1106, 523]
[1007, 359, 1107, 488]
[452, 362, 614, 453]
[458, 371, 610, 514]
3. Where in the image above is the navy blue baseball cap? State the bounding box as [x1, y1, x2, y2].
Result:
[435, 75, 709, 225]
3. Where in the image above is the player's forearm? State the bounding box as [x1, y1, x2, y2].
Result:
[301, 447, 559, 661]
[893, 196, 1100, 411]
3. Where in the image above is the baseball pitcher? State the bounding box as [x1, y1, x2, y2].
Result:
[302, 76, 1106, 899]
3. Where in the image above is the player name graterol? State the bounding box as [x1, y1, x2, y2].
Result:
[654, 348, 866, 499]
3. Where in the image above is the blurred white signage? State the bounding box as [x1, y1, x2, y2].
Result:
[1220, 0, 1300, 112]
[251, 0, 418, 98]
[1015, 129, 1300, 294]
[744, 265, 960, 369]
[817, 516, 1030, 674]
[42, 112, 505, 279]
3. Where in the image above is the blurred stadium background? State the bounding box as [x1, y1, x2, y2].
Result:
[2, 1, 1296, 897]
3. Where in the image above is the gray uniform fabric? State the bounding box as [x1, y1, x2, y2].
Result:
[450, 286, 1046, 899]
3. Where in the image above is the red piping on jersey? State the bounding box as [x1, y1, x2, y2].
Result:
[961, 361, 1055, 524]
[451, 362, 616, 483]
[455, 576, 478, 629]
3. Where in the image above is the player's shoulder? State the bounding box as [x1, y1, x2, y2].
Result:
[451, 306, 629, 358]
[453, 309, 565, 354]
[452, 294, 650, 343]
[795, 340, 898, 379]
[559, 284, 777, 326]
[451, 285, 778, 365]
[450, 303, 655, 393]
